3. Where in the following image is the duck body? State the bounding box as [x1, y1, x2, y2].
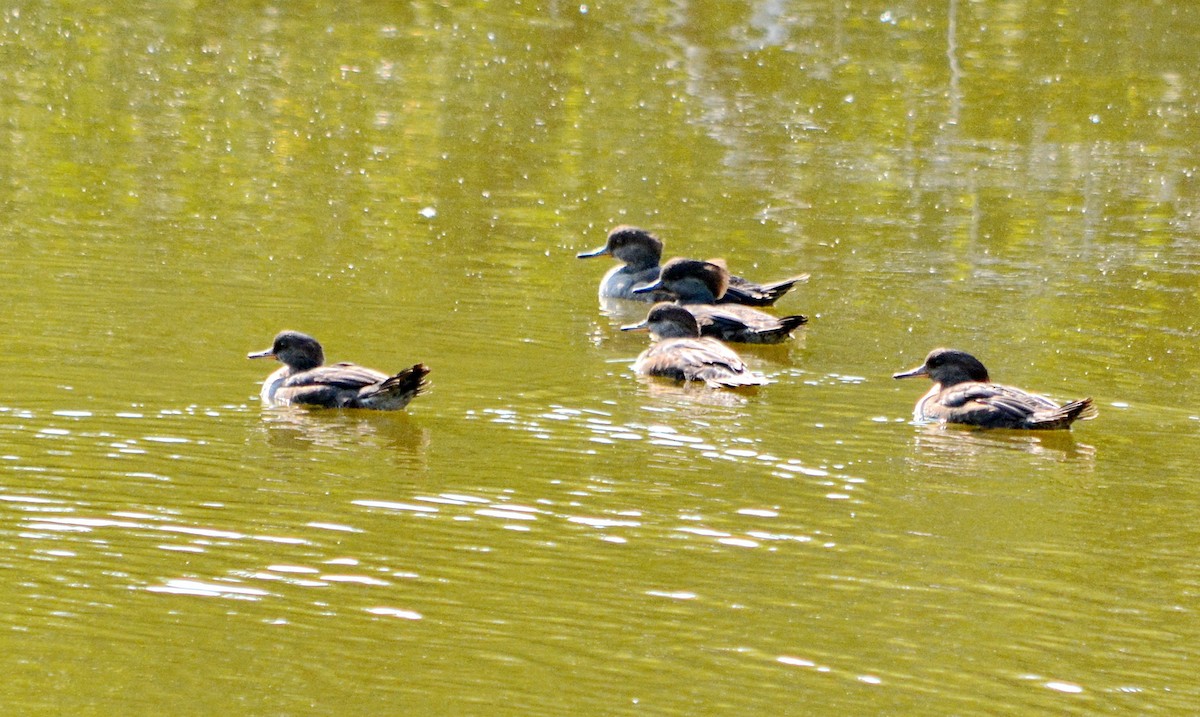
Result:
[249, 331, 429, 410]
[685, 303, 808, 344]
[634, 258, 807, 343]
[577, 226, 806, 306]
[893, 348, 1096, 430]
[633, 337, 767, 388]
[622, 304, 767, 389]
[595, 262, 675, 302]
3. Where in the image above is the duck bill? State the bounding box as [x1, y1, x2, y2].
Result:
[576, 246, 610, 259]
[247, 348, 276, 360]
[631, 279, 664, 294]
[892, 364, 928, 380]
[620, 320, 650, 333]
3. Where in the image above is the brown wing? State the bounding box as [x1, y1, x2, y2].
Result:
[274, 363, 390, 407]
[636, 338, 765, 388]
[929, 383, 1092, 429]
[687, 304, 806, 344]
[281, 362, 390, 390]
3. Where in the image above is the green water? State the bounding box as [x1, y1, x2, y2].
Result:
[2, 1, 1199, 714]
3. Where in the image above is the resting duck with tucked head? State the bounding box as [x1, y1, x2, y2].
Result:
[621, 303, 767, 389]
[576, 225, 808, 305]
[633, 257, 808, 344]
[248, 331, 429, 410]
[893, 348, 1097, 430]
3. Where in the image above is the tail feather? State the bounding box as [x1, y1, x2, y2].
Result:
[764, 314, 809, 341]
[381, 363, 431, 396]
[1062, 397, 1098, 423]
[357, 363, 430, 410]
[780, 314, 809, 331]
[722, 274, 810, 306]
[724, 314, 808, 344]
[1031, 397, 1096, 429]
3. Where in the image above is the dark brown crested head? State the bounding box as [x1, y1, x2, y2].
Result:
[602, 225, 663, 265]
[644, 302, 702, 339]
[257, 330, 325, 371]
[658, 258, 730, 302]
[905, 348, 990, 386]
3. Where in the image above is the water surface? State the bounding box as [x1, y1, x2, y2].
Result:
[2, 1, 1199, 714]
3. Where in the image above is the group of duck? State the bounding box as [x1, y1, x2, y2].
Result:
[248, 226, 1097, 431]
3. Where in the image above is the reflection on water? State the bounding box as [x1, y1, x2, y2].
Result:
[632, 375, 760, 406]
[255, 405, 431, 458]
[905, 423, 1098, 470]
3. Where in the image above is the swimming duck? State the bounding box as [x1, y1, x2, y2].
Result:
[892, 348, 1097, 429]
[621, 304, 767, 389]
[576, 225, 807, 305]
[248, 331, 429, 410]
[633, 258, 808, 344]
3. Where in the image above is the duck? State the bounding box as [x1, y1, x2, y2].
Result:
[892, 348, 1097, 429]
[621, 304, 768, 389]
[248, 331, 429, 410]
[576, 225, 807, 305]
[633, 257, 808, 344]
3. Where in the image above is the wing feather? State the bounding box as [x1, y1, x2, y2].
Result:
[281, 363, 389, 391]
[635, 338, 765, 388]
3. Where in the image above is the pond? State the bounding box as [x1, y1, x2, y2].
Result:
[2, 1, 1198, 714]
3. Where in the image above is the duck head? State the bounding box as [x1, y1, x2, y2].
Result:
[621, 303, 703, 340]
[248, 331, 325, 372]
[893, 348, 991, 387]
[577, 226, 664, 268]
